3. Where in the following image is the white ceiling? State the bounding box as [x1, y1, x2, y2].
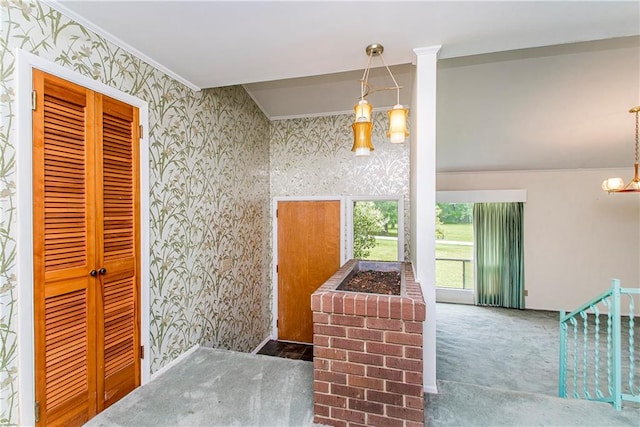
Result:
[55, 1, 639, 89]
[52, 1, 640, 172]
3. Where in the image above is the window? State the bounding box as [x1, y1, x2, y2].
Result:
[348, 197, 403, 261]
[435, 203, 474, 290]
[435, 190, 527, 304]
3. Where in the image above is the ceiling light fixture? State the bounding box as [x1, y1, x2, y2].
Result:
[602, 106, 640, 193]
[351, 44, 409, 156]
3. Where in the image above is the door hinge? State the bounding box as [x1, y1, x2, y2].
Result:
[276, 265, 278, 273]
[140, 345, 144, 359]
[34, 400, 40, 423]
[139, 124, 143, 139]
[276, 209, 278, 218]
[32, 90, 37, 111]
[276, 319, 279, 328]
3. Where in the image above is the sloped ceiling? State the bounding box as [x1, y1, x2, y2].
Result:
[436, 37, 640, 172]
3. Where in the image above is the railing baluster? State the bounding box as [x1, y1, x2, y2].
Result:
[612, 279, 622, 411]
[628, 294, 635, 396]
[571, 316, 579, 398]
[604, 297, 613, 397]
[594, 305, 602, 399]
[559, 310, 567, 398]
[580, 311, 590, 399]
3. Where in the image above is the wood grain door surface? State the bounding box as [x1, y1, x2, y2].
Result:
[33, 70, 140, 426]
[277, 200, 341, 343]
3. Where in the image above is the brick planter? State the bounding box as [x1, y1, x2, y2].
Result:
[311, 260, 426, 427]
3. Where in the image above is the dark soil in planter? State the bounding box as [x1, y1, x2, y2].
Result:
[338, 270, 400, 295]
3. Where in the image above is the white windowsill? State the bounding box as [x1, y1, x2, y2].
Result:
[436, 288, 475, 305]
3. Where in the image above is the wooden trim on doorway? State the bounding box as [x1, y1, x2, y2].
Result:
[16, 50, 151, 425]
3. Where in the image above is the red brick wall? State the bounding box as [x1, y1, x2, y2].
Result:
[311, 261, 426, 427]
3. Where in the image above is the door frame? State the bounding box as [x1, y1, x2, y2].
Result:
[346, 195, 405, 261]
[16, 49, 151, 424]
[271, 196, 346, 339]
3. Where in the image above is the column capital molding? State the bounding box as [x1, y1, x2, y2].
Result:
[412, 45, 442, 58]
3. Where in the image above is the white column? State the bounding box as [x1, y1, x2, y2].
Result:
[411, 45, 441, 394]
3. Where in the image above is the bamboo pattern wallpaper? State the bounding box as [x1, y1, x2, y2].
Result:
[0, 1, 271, 423]
[270, 112, 411, 260]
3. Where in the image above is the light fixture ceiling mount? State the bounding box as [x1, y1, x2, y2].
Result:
[351, 44, 409, 157]
[365, 44, 384, 57]
[601, 106, 640, 194]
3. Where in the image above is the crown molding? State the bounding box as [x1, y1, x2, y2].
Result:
[270, 109, 353, 121]
[269, 105, 412, 121]
[41, 0, 201, 92]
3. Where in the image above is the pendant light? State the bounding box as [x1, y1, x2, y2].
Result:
[602, 106, 640, 193]
[351, 44, 408, 156]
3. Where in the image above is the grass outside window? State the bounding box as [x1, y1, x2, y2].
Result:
[364, 237, 398, 261]
[436, 223, 474, 290]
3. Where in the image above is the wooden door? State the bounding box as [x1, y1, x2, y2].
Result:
[277, 201, 341, 343]
[33, 70, 140, 426]
[33, 70, 98, 426]
[96, 94, 141, 410]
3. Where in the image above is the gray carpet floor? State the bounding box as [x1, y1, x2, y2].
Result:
[85, 304, 640, 426]
[85, 348, 314, 427]
[433, 303, 640, 426]
[426, 380, 639, 426]
[436, 303, 560, 395]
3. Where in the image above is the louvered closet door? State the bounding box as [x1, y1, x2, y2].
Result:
[33, 70, 140, 426]
[95, 94, 140, 410]
[33, 70, 98, 426]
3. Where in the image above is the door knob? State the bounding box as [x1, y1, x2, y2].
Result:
[90, 270, 97, 277]
[98, 268, 107, 275]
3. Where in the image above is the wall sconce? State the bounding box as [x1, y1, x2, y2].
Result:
[351, 44, 409, 156]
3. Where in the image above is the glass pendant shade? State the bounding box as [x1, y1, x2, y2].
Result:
[351, 121, 373, 156]
[354, 100, 373, 122]
[387, 104, 409, 143]
[601, 177, 625, 191]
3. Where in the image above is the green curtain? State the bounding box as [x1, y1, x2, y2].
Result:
[473, 202, 525, 309]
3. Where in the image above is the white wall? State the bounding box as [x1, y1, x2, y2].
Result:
[438, 168, 640, 312]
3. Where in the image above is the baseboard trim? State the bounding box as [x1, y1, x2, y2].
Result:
[251, 336, 273, 354]
[424, 384, 439, 394]
[150, 344, 200, 381]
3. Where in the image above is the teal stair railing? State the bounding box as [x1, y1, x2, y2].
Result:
[559, 279, 639, 410]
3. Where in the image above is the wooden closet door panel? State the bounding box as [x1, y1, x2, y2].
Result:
[95, 94, 141, 410]
[33, 70, 97, 426]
